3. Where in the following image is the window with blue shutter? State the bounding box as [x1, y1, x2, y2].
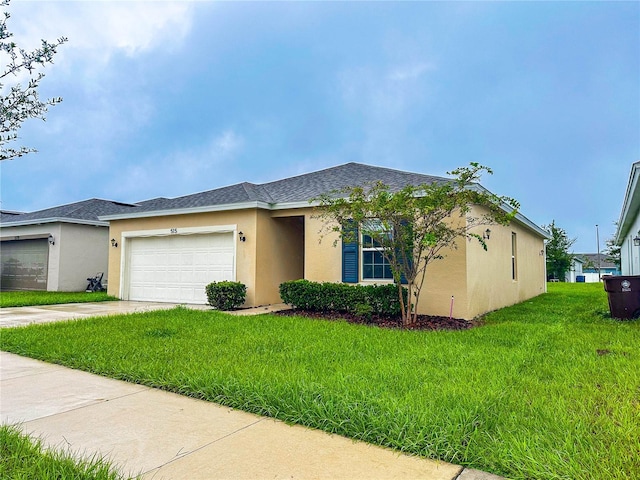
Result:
[342, 220, 359, 283]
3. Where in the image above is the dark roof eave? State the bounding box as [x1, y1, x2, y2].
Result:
[0, 217, 109, 228]
[615, 162, 640, 245]
[99, 201, 276, 221]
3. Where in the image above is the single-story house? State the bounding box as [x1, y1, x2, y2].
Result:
[565, 256, 584, 283]
[615, 161, 640, 275]
[574, 253, 620, 281]
[0, 199, 137, 291]
[100, 163, 550, 320]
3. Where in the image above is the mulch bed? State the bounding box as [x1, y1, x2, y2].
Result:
[276, 309, 479, 331]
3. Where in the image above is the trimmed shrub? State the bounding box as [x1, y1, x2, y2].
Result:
[279, 280, 406, 318]
[205, 281, 247, 310]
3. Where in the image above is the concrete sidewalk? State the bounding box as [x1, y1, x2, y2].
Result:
[0, 352, 505, 479]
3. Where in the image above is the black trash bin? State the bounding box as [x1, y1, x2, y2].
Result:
[602, 275, 640, 320]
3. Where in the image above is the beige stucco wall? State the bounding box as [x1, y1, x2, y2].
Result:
[107, 210, 258, 305]
[254, 210, 305, 305]
[301, 208, 343, 283]
[465, 206, 547, 318]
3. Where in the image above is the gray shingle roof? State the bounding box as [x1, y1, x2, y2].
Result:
[0, 199, 138, 226]
[0, 210, 24, 223]
[122, 162, 447, 214]
[576, 253, 619, 270]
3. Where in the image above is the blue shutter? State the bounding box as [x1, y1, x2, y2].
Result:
[342, 220, 359, 283]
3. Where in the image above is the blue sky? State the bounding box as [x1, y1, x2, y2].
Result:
[2, 1, 638, 253]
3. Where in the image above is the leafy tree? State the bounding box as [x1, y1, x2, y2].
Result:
[605, 237, 621, 271]
[315, 163, 519, 326]
[0, 0, 67, 161]
[543, 220, 575, 281]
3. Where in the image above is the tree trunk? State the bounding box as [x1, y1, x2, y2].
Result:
[398, 281, 409, 326]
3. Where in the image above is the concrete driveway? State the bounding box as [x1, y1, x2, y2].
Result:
[0, 301, 193, 328]
[0, 301, 291, 328]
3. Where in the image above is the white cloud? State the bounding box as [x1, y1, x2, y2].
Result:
[9, 1, 195, 67]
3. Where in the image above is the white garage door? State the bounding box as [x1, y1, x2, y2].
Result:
[126, 233, 234, 304]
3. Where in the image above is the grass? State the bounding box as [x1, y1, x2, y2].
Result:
[0, 291, 117, 308]
[1, 283, 638, 479]
[0, 424, 135, 480]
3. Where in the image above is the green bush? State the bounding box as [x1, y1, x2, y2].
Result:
[279, 280, 406, 318]
[205, 281, 247, 310]
[354, 302, 374, 321]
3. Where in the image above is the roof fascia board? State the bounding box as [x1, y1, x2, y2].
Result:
[615, 162, 640, 244]
[99, 201, 272, 221]
[271, 200, 321, 210]
[0, 218, 108, 228]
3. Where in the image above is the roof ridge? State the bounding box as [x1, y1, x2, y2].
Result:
[240, 182, 259, 200]
[248, 182, 276, 203]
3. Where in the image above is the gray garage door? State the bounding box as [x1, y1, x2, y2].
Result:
[0, 239, 49, 290]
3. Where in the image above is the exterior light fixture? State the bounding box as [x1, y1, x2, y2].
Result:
[238, 231, 246, 242]
[111, 238, 118, 248]
[634, 235, 640, 247]
[483, 228, 491, 240]
[48, 234, 55, 245]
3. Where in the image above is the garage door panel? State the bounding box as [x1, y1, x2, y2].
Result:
[127, 233, 234, 304]
[0, 239, 49, 291]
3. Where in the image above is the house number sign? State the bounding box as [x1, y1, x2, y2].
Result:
[170, 228, 178, 234]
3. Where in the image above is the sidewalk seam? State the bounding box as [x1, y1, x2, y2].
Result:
[452, 466, 465, 480]
[141, 417, 266, 478]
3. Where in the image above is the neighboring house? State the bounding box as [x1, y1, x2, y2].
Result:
[574, 253, 620, 282]
[0, 199, 138, 291]
[101, 163, 549, 320]
[615, 161, 640, 275]
[565, 256, 584, 283]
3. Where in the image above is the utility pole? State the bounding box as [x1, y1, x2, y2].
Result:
[596, 224, 601, 281]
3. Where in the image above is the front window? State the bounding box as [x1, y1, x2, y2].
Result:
[361, 220, 393, 280]
[511, 232, 518, 280]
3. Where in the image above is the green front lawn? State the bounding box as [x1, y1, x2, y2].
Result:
[1, 283, 638, 479]
[0, 424, 134, 480]
[0, 291, 117, 308]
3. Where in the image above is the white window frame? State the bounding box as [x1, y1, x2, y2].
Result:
[360, 219, 394, 282]
[511, 232, 518, 281]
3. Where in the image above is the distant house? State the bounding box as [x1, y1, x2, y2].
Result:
[565, 256, 584, 282]
[615, 161, 640, 275]
[0, 199, 137, 291]
[100, 162, 550, 320]
[574, 253, 620, 282]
